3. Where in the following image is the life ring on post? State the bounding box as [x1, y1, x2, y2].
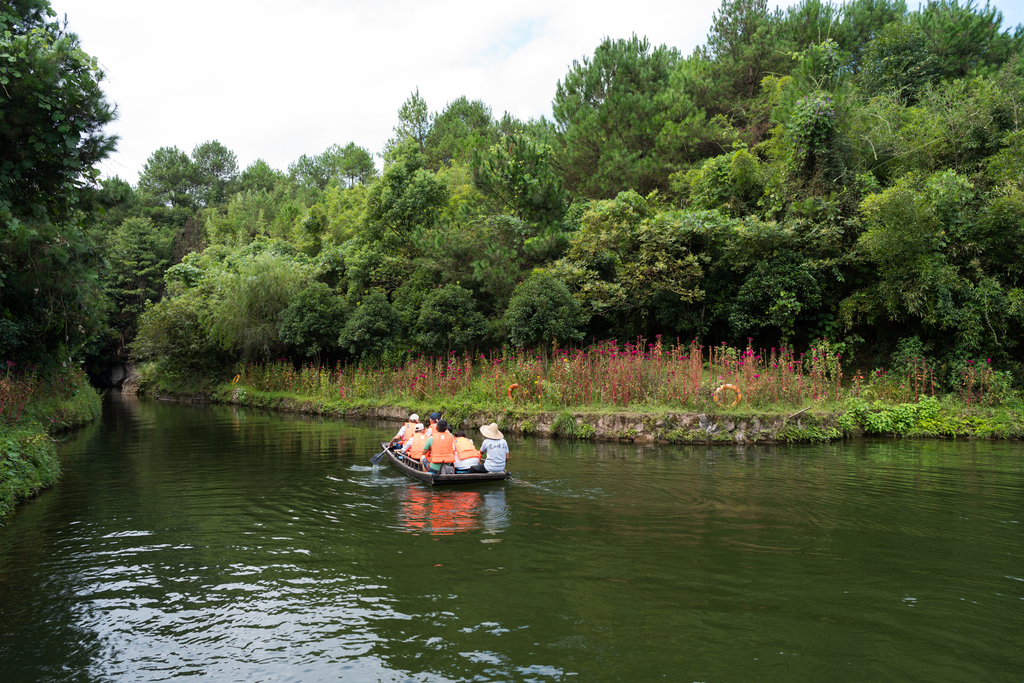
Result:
[713, 383, 742, 408]
[508, 383, 519, 400]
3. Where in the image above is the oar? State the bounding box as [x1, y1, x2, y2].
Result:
[370, 445, 388, 465]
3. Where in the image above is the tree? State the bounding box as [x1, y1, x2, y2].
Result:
[1, 1, 117, 361]
[204, 250, 311, 360]
[383, 88, 432, 162]
[780, 0, 842, 53]
[106, 217, 174, 337]
[336, 143, 376, 188]
[425, 96, 494, 168]
[337, 291, 401, 363]
[191, 140, 238, 207]
[278, 281, 346, 367]
[0, 1, 116, 228]
[237, 159, 285, 195]
[858, 20, 939, 101]
[705, 0, 790, 102]
[472, 133, 567, 227]
[363, 153, 449, 248]
[834, 0, 908, 73]
[916, 0, 1024, 80]
[289, 143, 376, 190]
[505, 272, 589, 362]
[549, 191, 703, 336]
[553, 35, 680, 198]
[414, 284, 487, 355]
[137, 146, 196, 209]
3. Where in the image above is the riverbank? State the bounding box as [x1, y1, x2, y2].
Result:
[0, 375, 103, 519]
[145, 382, 1024, 444]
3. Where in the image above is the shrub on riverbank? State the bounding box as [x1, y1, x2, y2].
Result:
[0, 366, 103, 518]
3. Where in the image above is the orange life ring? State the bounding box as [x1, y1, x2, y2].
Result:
[713, 383, 742, 408]
[508, 383, 519, 400]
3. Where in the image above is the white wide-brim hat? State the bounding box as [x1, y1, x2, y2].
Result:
[480, 423, 503, 440]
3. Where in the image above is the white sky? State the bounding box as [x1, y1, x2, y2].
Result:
[52, 0, 1024, 184]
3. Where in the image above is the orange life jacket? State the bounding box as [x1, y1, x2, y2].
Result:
[453, 437, 480, 465]
[401, 421, 418, 445]
[427, 431, 456, 464]
[407, 432, 428, 459]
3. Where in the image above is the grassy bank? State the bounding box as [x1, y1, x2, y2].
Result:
[135, 338, 1023, 443]
[1, 365, 103, 519]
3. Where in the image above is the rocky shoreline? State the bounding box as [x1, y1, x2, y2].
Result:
[154, 389, 845, 444]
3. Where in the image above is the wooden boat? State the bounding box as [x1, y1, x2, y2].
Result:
[379, 442, 510, 486]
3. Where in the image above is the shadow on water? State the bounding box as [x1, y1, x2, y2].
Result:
[0, 392, 1021, 682]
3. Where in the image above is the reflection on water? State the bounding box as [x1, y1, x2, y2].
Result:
[396, 488, 510, 535]
[0, 394, 1021, 682]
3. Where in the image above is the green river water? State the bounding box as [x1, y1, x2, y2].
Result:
[0, 393, 1021, 682]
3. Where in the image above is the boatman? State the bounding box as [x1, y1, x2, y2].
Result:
[390, 413, 420, 447]
[466, 422, 508, 473]
[421, 419, 457, 474]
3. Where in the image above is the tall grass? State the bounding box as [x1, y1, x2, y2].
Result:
[236, 338, 847, 410]
[235, 337, 1012, 410]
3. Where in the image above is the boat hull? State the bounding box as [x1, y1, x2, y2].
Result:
[380, 443, 510, 485]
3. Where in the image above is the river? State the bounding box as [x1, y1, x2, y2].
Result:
[0, 393, 1021, 682]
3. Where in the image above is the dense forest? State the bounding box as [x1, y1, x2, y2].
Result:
[4, 0, 1024, 395]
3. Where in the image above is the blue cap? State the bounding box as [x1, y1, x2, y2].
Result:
[429, 412, 440, 420]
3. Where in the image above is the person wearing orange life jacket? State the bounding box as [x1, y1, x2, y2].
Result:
[423, 411, 441, 437]
[400, 423, 428, 470]
[452, 430, 481, 473]
[390, 413, 420, 447]
[421, 419, 457, 474]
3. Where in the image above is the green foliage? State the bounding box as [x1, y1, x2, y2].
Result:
[132, 285, 230, 377]
[383, 88, 433, 162]
[472, 133, 567, 227]
[505, 272, 589, 351]
[0, 2, 116, 228]
[237, 159, 285, 195]
[915, 0, 1024, 79]
[338, 291, 402, 363]
[106, 217, 174, 346]
[204, 249, 311, 360]
[425, 96, 494, 169]
[832, 0, 908, 72]
[137, 146, 198, 209]
[705, 0, 791, 113]
[0, 426, 58, 518]
[191, 140, 238, 207]
[790, 90, 837, 154]
[289, 142, 376, 191]
[552, 191, 703, 334]
[278, 282, 347, 365]
[858, 20, 939, 101]
[686, 148, 766, 215]
[554, 35, 680, 197]
[363, 152, 449, 248]
[414, 284, 487, 355]
[0, 1, 117, 363]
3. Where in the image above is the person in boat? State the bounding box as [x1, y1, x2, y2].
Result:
[452, 430, 481, 473]
[400, 423, 428, 470]
[466, 423, 508, 473]
[424, 412, 441, 437]
[389, 413, 420, 447]
[421, 418, 457, 474]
